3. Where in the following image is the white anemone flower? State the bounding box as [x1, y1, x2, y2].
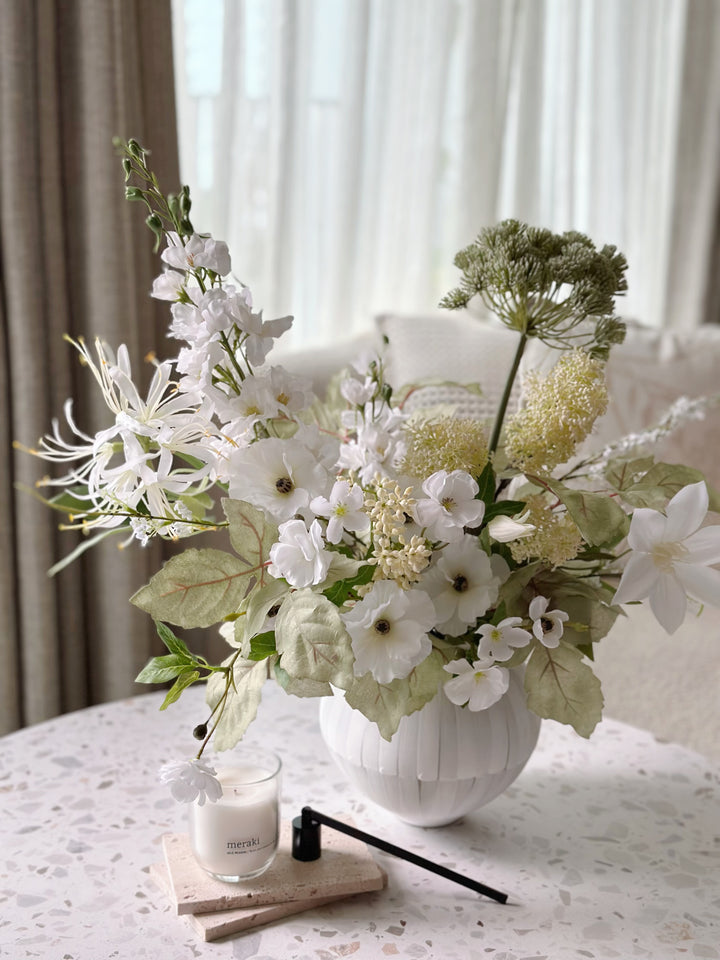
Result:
[268, 519, 332, 587]
[443, 657, 510, 711]
[228, 437, 327, 521]
[528, 595, 569, 648]
[341, 581, 436, 683]
[421, 535, 507, 635]
[612, 481, 720, 634]
[158, 758, 223, 805]
[476, 617, 532, 661]
[413, 470, 486, 542]
[310, 479, 369, 544]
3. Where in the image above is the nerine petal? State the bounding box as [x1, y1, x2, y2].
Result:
[664, 481, 709, 541]
[612, 554, 658, 605]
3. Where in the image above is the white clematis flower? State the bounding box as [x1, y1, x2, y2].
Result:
[159, 758, 223, 805]
[476, 617, 532, 661]
[443, 657, 510, 711]
[268, 518, 332, 587]
[341, 581, 435, 683]
[528, 595, 568, 648]
[612, 481, 720, 634]
[413, 470, 486, 542]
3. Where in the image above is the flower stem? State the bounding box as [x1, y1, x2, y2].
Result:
[489, 333, 527, 454]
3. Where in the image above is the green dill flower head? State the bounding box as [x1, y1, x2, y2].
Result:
[439, 220, 628, 355]
[504, 349, 608, 475]
[510, 494, 583, 568]
[401, 416, 489, 481]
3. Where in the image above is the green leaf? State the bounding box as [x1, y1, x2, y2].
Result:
[499, 561, 544, 617]
[155, 620, 193, 658]
[135, 654, 191, 684]
[274, 589, 354, 686]
[483, 499, 527, 524]
[160, 669, 200, 710]
[239, 579, 290, 643]
[604, 456, 655, 493]
[47, 528, 123, 576]
[545, 478, 629, 548]
[273, 661, 332, 698]
[475, 461, 496, 505]
[524, 641, 603, 738]
[343, 647, 451, 741]
[131, 547, 261, 628]
[205, 657, 271, 751]
[617, 462, 720, 513]
[247, 631, 278, 661]
[323, 564, 375, 606]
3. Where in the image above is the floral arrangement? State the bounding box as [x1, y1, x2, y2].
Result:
[23, 140, 720, 802]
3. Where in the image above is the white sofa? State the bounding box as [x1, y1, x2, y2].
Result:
[279, 314, 720, 765]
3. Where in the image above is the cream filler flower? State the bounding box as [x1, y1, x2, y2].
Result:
[443, 657, 510, 711]
[413, 470, 486, 542]
[268, 519, 332, 588]
[612, 481, 720, 634]
[310, 479, 369, 544]
[528, 595, 569, 648]
[341, 581, 436, 683]
[476, 617, 532, 661]
[158, 758, 223, 805]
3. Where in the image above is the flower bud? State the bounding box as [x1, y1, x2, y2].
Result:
[192, 723, 208, 741]
[125, 186, 145, 201]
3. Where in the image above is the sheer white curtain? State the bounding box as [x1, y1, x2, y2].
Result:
[172, 0, 720, 348]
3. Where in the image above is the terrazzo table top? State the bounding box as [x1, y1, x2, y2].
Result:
[1, 684, 718, 960]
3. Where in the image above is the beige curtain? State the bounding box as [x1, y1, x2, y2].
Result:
[0, 0, 180, 733]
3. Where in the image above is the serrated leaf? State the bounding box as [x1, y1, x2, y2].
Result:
[273, 661, 332, 698]
[160, 669, 200, 710]
[343, 648, 450, 741]
[135, 653, 191, 684]
[222, 498, 278, 579]
[205, 656, 271, 751]
[604, 456, 655, 493]
[323, 564, 375, 606]
[274, 589, 354, 685]
[131, 548, 261, 628]
[618, 462, 720, 512]
[155, 620, 192, 658]
[545, 479, 629, 547]
[524, 641, 603, 738]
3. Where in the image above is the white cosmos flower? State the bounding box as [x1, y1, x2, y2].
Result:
[341, 581, 435, 683]
[310, 479, 369, 544]
[612, 481, 720, 634]
[161, 232, 231, 276]
[228, 437, 327, 521]
[159, 758, 223, 805]
[413, 470, 486, 542]
[268, 519, 332, 587]
[443, 657, 510, 711]
[421, 535, 507, 635]
[528, 595, 568, 648]
[476, 617, 532, 661]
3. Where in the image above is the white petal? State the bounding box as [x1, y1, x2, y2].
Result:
[675, 563, 720, 609]
[612, 554, 659, 605]
[627, 508, 666, 552]
[683, 526, 720, 565]
[528, 596, 548, 620]
[648, 573, 687, 634]
[664, 481, 708, 541]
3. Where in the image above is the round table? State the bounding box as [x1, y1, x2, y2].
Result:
[1, 685, 718, 959]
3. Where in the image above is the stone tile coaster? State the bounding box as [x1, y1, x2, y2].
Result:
[161, 820, 386, 916]
[150, 861, 357, 942]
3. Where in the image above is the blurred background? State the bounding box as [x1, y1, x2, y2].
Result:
[1, 0, 719, 738]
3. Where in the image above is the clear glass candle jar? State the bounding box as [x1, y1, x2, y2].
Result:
[189, 749, 281, 882]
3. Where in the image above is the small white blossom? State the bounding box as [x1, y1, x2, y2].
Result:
[443, 657, 510, 711]
[413, 470, 486, 542]
[476, 617, 532, 661]
[528, 595, 568, 648]
[151, 268, 185, 301]
[268, 518, 332, 587]
[310, 479, 369, 544]
[159, 758, 223, 805]
[161, 232, 231, 276]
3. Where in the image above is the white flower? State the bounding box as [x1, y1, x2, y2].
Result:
[340, 375, 375, 406]
[476, 617, 532, 661]
[310, 479, 369, 544]
[151, 268, 185, 301]
[612, 481, 720, 634]
[159, 758, 223, 805]
[421, 535, 507, 635]
[228, 437, 327, 521]
[413, 470, 486, 542]
[161, 232, 231, 277]
[268, 519, 332, 587]
[443, 658, 510, 711]
[341, 581, 435, 683]
[487, 512, 536, 543]
[528, 595, 568, 648]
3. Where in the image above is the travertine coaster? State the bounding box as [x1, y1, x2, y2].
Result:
[150, 861, 360, 941]
[160, 820, 386, 916]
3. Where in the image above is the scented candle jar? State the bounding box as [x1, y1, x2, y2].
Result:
[189, 749, 281, 882]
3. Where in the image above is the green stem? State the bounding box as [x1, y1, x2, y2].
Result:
[489, 333, 527, 454]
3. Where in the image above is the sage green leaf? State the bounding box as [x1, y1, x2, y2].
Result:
[274, 589, 354, 686]
[273, 661, 332, 698]
[241, 579, 290, 642]
[524, 641, 603, 738]
[604, 456, 655, 493]
[160, 669, 200, 710]
[499, 561, 544, 617]
[343, 648, 450, 741]
[205, 656, 271, 751]
[618, 462, 720, 512]
[131, 548, 259, 628]
[221, 498, 278, 583]
[545, 478, 629, 547]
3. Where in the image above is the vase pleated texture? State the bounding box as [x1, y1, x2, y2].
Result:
[319, 670, 540, 826]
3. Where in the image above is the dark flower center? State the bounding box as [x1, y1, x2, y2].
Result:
[540, 617, 554, 633]
[275, 476, 294, 494]
[374, 618, 391, 635]
[453, 575, 469, 593]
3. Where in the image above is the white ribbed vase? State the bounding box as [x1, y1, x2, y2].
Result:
[319, 670, 540, 827]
